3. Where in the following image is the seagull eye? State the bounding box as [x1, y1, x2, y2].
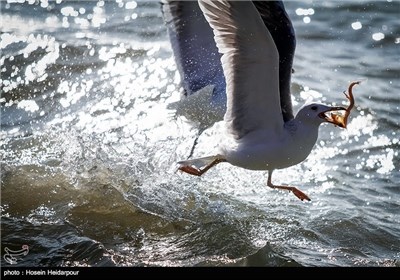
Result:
[311, 106, 318, 111]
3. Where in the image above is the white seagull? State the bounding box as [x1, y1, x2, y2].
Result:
[177, 0, 347, 201]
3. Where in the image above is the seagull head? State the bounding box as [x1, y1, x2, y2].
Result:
[296, 103, 347, 127]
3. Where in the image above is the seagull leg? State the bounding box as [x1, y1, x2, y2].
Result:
[187, 126, 207, 159]
[267, 170, 311, 201]
[178, 156, 226, 176]
[187, 133, 201, 159]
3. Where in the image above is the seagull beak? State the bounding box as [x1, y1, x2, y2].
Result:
[318, 106, 347, 127]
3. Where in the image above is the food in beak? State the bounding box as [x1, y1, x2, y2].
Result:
[323, 81, 360, 128]
[319, 107, 347, 127]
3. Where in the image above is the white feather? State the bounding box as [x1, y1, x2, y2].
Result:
[198, 0, 282, 140]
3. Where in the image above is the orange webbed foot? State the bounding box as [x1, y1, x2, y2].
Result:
[178, 165, 202, 176]
[291, 187, 311, 201]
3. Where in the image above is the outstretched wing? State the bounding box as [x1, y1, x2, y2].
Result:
[198, 0, 283, 139]
[254, 1, 296, 122]
[161, 0, 225, 96]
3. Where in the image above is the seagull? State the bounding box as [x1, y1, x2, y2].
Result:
[176, 0, 347, 201]
[162, 0, 298, 158]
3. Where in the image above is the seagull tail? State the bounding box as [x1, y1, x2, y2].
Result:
[178, 155, 219, 168]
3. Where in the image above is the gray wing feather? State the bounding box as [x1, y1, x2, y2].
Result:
[198, 0, 283, 139]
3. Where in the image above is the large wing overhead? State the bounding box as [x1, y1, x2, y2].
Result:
[254, 1, 296, 122]
[198, 0, 283, 139]
[161, 0, 225, 96]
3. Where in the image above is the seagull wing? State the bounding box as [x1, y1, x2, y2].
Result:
[161, 0, 225, 95]
[253, 1, 296, 122]
[198, 0, 283, 139]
